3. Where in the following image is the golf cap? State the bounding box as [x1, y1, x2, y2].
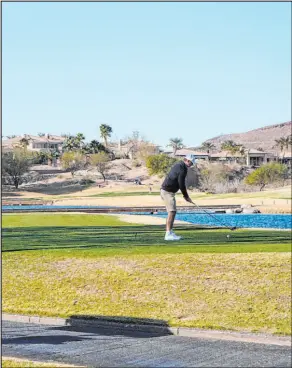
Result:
[185, 154, 196, 164]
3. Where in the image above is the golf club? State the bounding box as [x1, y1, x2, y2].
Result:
[190, 201, 237, 231]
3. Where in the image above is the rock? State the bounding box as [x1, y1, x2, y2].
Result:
[226, 209, 235, 214]
[235, 208, 243, 213]
[241, 204, 252, 209]
[242, 208, 261, 214]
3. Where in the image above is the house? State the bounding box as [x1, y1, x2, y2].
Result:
[209, 151, 244, 163]
[245, 149, 275, 167]
[278, 151, 292, 166]
[171, 148, 284, 168]
[174, 149, 209, 161]
[2, 134, 65, 153]
[108, 140, 161, 159]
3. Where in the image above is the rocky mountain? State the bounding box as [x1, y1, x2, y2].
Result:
[203, 121, 291, 152]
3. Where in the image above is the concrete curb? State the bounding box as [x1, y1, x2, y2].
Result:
[3, 313, 291, 347]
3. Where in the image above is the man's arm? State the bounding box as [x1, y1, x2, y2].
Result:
[178, 170, 189, 199]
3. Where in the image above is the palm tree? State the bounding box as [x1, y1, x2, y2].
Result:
[200, 142, 215, 154]
[75, 133, 86, 150]
[19, 137, 30, 149]
[220, 140, 236, 152]
[76, 132, 85, 141]
[221, 141, 245, 162]
[168, 138, 184, 155]
[237, 145, 246, 163]
[62, 133, 85, 152]
[238, 145, 246, 156]
[82, 140, 107, 154]
[89, 140, 106, 153]
[62, 136, 75, 152]
[100, 124, 113, 147]
[274, 136, 291, 158]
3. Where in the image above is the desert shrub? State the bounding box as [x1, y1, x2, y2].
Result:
[2, 148, 36, 188]
[245, 162, 289, 191]
[90, 152, 111, 181]
[146, 155, 178, 177]
[79, 178, 95, 185]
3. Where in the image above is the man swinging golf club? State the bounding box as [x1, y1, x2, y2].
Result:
[160, 154, 195, 241]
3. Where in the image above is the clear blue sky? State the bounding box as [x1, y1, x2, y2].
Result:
[3, 2, 291, 148]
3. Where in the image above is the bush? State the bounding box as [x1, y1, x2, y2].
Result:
[245, 162, 289, 191]
[90, 152, 111, 181]
[79, 178, 95, 185]
[2, 148, 36, 189]
[198, 163, 229, 192]
[61, 151, 86, 176]
[146, 155, 178, 177]
[196, 162, 247, 194]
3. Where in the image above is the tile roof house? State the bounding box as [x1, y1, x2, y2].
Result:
[170, 148, 288, 167]
[174, 148, 209, 160]
[2, 134, 65, 153]
[245, 149, 278, 167]
[209, 150, 243, 160]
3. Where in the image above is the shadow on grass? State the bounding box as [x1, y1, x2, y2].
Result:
[23, 182, 91, 195]
[2, 316, 172, 343]
[60, 315, 172, 338]
[1, 191, 22, 197]
[2, 225, 291, 252]
[3, 180, 94, 196]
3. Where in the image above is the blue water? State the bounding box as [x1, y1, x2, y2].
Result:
[131, 212, 292, 229]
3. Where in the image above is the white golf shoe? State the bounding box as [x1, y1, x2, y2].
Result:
[164, 231, 182, 241]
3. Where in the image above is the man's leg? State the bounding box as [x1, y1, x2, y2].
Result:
[161, 190, 181, 240]
[166, 211, 176, 232]
[161, 190, 177, 231]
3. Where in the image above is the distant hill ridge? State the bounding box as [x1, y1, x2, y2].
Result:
[204, 121, 291, 152]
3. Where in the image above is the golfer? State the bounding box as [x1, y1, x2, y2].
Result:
[160, 154, 195, 241]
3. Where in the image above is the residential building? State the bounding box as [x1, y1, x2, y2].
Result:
[174, 148, 209, 161]
[169, 147, 288, 168]
[278, 151, 292, 166]
[209, 151, 244, 163]
[2, 134, 65, 153]
[245, 149, 269, 167]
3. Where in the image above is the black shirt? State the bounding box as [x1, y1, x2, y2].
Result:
[161, 161, 188, 198]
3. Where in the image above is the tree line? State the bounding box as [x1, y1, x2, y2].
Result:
[2, 124, 291, 191]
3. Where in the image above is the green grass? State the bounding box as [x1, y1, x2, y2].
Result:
[88, 191, 160, 197]
[2, 225, 291, 254]
[2, 358, 78, 367]
[2, 214, 291, 335]
[2, 213, 130, 228]
[2, 214, 291, 253]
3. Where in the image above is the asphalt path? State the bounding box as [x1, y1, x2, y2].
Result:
[2, 321, 291, 367]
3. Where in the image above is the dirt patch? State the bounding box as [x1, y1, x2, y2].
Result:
[52, 257, 144, 273]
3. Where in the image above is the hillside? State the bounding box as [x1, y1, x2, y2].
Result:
[203, 121, 292, 152]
